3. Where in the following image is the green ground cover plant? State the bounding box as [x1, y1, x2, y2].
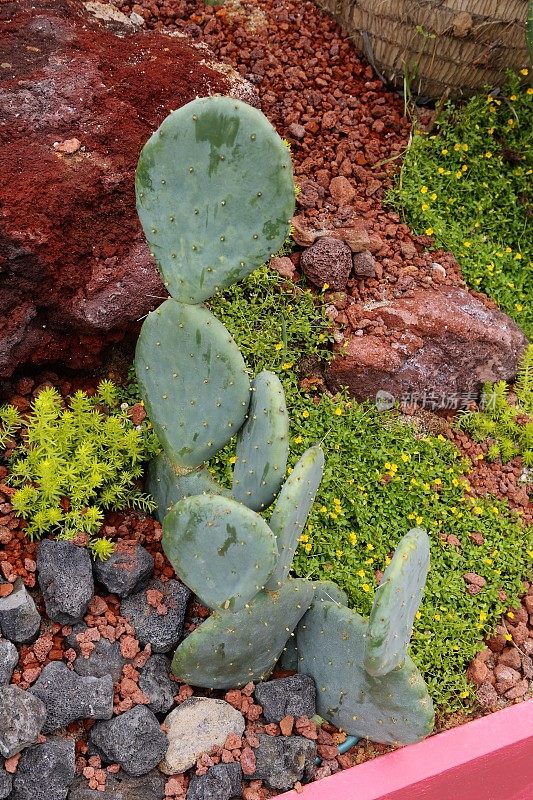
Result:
[456, 344, 533, 465]
[209, 267, 533, 714]
[388, 71, 533, 337]
[0, 380, 159, 557]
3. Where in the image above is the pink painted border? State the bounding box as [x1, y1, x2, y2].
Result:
[274, 700, 533, 800]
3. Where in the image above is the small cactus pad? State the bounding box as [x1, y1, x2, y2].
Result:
[135, 299, 250, 469]
[171, 579, 314, 688]
[162, 495, 278, 611]
[266, 446, 324, 589]
[297, 601, 434, 744]
[364, 528, 430, 677]
[277, 581, 347, 672]
[147, 452, 228, 523]
[232, 371, 289, 511]
[135, 97, 295, 304]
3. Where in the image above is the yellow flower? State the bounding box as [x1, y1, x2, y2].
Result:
[415, 611, 422, 620]
[484, 151, 492, 158]
[437, 168, 445, 175]
[520, 68, 529, 76]
[528, 88, 533, 95]
[322, 283, 329, 291]
[473, 506, 483, 515]
[336, 549, 343, 558]
[362, 584, 370, 593]
[420, 186, 428, 194]
[334, 406, 343, 416]
[299, 533, 309, 543]
[455, 170, 462, 179]
[460, 690, 469, 699]
[366, 543, 374, 551]
[425, 228, 434, 236]
[507, 118, 515, 127]
[293, 435, 303, 444]
[357, 569, 366, 578]
[510, 95, 517, 101]
[319, 505, 327, 513]
[305, 542, 312, 554]
[505, 633, 513, 641]
[507, 611, 515, 620]
[421, 202, 430, 211]
[479, 611, 487, 621]
[228, 455, 237, 464]
[281, 362, 293, 370]
[515, 304, 523, 312]
[415, 515, 423, 525]
[274, 342, 284, 351]
[441, 148, 448, 155]
[302, 409, 310, 418]
[514, 253, 522, 260]
[433, 478, 442, 485]
[488, 127, 495, 134]
[384, 555, 391, 566]
[461, 164, 468, 172]
[491, 506, 499, 515]
[430, 192, 437, 201]
[400, 453, 410, 463]
[476, 453, 484, 460]
[349, 533, 358, 546]
[454, 143, 462, 151]
[462, 143, 468, 151]
[434, 614, 441, 621]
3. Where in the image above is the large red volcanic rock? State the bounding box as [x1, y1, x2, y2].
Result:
[0, 0, 233, 377]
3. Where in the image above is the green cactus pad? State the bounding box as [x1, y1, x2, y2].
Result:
[297, 601, 434, 744]
[135, 97, 295, 304]
[162, 495, 278, 611]
[364, 528, 430, 677]
[278, 581, 347, 671]
[266, 446, 324, 589]
[171, 579, 314, 688]
[147, 452, 229, 523]
[135, 299, 250, 469]
[232, 371, 289, 511]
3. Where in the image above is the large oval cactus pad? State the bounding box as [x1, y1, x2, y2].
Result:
[136, 97, 295, 304]
[232, 371, 289, 511]
[147, 452, 229, 523]
[266, 446, 324, 589]
[364, 528, 430, 677]
[135, 299, 250, 469]
[171, 579, 314, 688]
[163, 495, 278, 611]
[297, 601, 434, 744]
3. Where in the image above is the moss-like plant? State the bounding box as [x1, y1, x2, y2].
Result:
[0, 380, 159, 556]
[456, 344, 533, 466]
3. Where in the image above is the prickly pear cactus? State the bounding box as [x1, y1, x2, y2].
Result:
[266, 446, 324, 589]
[364, 528, 430, 677]
[135, 299, 250, 469]
[136, 97, 295, 304]
[232, 371, 289, 511]
[297, 601, 434, 744]
[147, 452, 229, 523]
[171, 579, 314, 688]
[162, 494, 278, 611]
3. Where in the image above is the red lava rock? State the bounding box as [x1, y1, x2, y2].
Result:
[279, 715, 294, 736]
[326, 288, 527, 407]
[476, 681, 499, 710]
[224, 689, 243, 710]
[510, 623, 529, 646]
[119, 635, 140, 659]
[463, 573, 487, 589]
[469, 532, 484, 546]
[287, 123, 305, 140]
[0, 0, 233, 378]
[351, 250, 376, 278]
[263, 723, 281, 736]
[240, 747, 257, 776]
[328, 176, 355, 205]
[505, 679, 529, 700]
[498, 647, 522, 670]
[295, 715, 318, 740]
[494, 665, 521, 693]
[269, 256, 296, 280]
[3, 754, 20, 774]
[466, 657, 489, 686]
[0, 583, 14, 597]
[128, 403, 147, 426]
[224, 733, 242, 751]
[301, 237, 353, 290]
[291, 216, 319, 247]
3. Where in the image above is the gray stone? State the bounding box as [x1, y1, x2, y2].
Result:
[37, 541, 94, 624]
[351, 250, 377, 278]
[187, 763, 243, 800]
[254, 674, 316, 723]
[138, 654, 175, 715]
[0, 685, 47, 758]
[0, 762, 12, 799]
[121, 579, 190, 653]
[90, 706, 168, 777]
[300, 237, 353, 290]
[161, 698, 245, 775]
[66, 624, 125, 682]
[251, 734, 316, 791]
[10, 737, 75, 800]
[0, 579, 41, 643]
[93, 544, 154, 598]
[67, 769, 165, 800]
[30, 661, 113, 733]
[0, 638, 18, 684]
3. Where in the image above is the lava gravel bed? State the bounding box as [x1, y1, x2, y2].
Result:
[0, 373, 532, 800]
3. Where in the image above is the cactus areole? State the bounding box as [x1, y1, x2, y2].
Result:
[134, 96, 434, 746]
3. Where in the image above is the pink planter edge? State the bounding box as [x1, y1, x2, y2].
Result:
[274, 699, 533, 800]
